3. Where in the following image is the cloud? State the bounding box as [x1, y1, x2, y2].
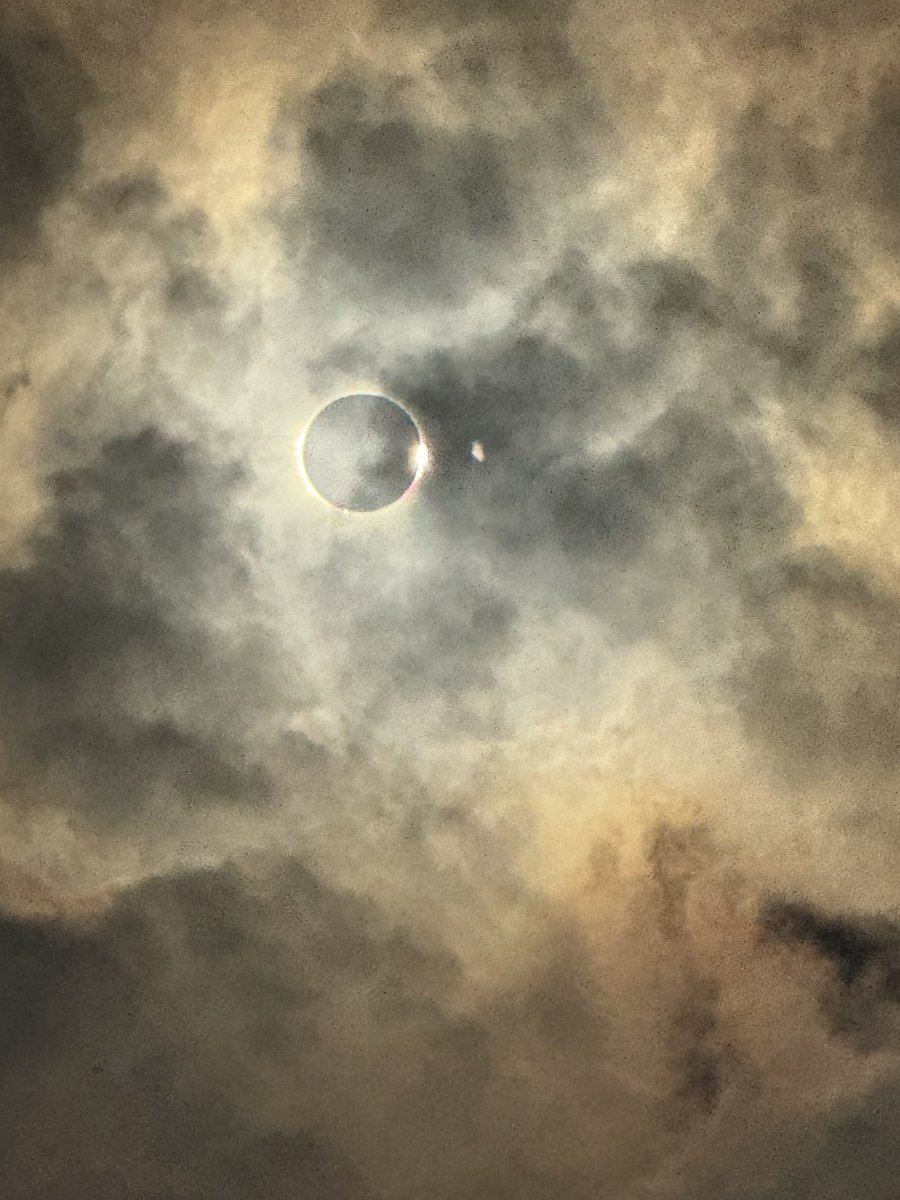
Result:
[861, 77, 900, 228]
[4, 818, 900, 1198]
[0, 12, 93, 256]
[0, 843, 691, 1197]
[291, 68, 514, 307]
[732, 547, 900, 795]
[0, 869, 376, 1199]
[1, 0, 900, 1195]
[861, 318, 900, 425]
[0, 426, 278, 826]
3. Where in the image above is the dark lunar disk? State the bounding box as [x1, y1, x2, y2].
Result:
[300, 393, 426, 513]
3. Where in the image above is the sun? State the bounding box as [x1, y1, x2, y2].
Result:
[298, 392, 430, 514]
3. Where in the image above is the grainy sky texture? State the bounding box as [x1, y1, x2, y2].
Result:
[1, 0, 900, 1196]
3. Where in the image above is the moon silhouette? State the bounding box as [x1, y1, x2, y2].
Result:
[299, 393, 428, 514]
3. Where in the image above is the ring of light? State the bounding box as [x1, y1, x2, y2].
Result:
[296, 393, 430, 515]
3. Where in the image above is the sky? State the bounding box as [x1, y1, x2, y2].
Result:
[1, 0, 900, 1195]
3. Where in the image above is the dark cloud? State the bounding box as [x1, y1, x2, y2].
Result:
[861, 77, 900, 226]
[288, 68, 513, 306]
[85, 172, 227, 320]
[4, 819, 900, 1198]
[0, 869, 376, 1200]
[377, 0, 571, 27]
[0, 857, 593, 1198]
[709, 80, 898, 403]
[747, 0, 898, 44]
[861, 317, 900, 424]
[375, 0, 578, 89]
[378, 316, 793, 656]
[165, 263, 226, 315]
[733, 548, 900, 789]
[762, 898, 900, 990]
[709, 102, 848, 376]
[0, 426, 276, 825]
[644, 823, 735, 1123]
[0, 849, 695, 1199]
[762, 898, 900, 1051]
[0, 13, 93, 256]
[792, 1079, 900, 1200]
[282, 0, 603, 317]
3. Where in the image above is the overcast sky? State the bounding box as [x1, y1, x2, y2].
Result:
[2, 0, 900, 1195]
